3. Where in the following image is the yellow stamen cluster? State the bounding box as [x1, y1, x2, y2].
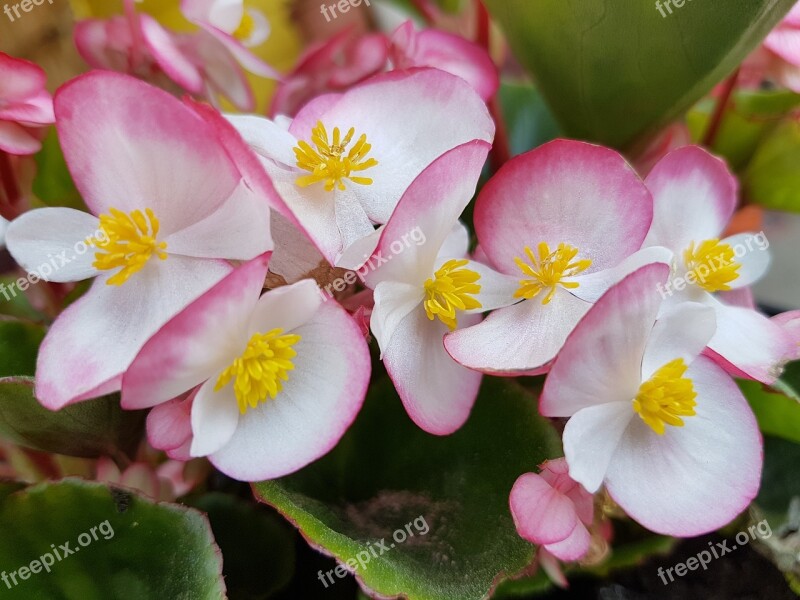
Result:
[423, 259, 482, 330]
[683, 239, 741, 293]
[513, 242, 592, 304]
[632, 358, 697, 435]
[294, 121, 378, 192]
[232, 12, 255, 41]
[88, 207, 167, 286]
[215, 329, 301, 414]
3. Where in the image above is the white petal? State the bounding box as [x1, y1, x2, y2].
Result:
[721, 232, 771, 288]
[641, 302, 716, 380]
[370, 280, 424, 353]
[247, 279, 322, 334]
[190, 378, 240, 457]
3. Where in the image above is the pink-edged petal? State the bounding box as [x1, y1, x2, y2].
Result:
[544, 521, 591, 562]
[122, 255, 269, 410]
[139, 14, 204, 93]
[190, 378, 240, 457]
[240, 8, 270, 47]
[365, 140, 492, 287]
[371, 280, 424, 354]
[5, 208, 98, 282]
[389, 22, 499, 101]
[164, 180, 272, 259]
[569, 246, 673, 303]
[445, 289, 591, 375]
[563, 401, 634, 493]
[55, 71, 240, 227]
[209, 300, 370, 481]
[146, 393, 195, 452]
[475, 140, 652, 274]
[605, 357, 762, 537]
[765, 26, 800, 65]
[36, 255, 232, 410]
[190, 33, 256, 111]
[641, 303, 716, 380]
[721, 232, 771, 288]
[644, 146, 737, 251]
[0, 52, 47, 102]
[510, 472, 580, 545]
[289, 69, 494, 256]
[718, 286, 756, 309]
[705, 297, 795, 384]
[384, 307, 482, 435]
[0, 92, 55, 124]
[540, 264, 670, 417]
[198, 24, 279, 78]
[247, 279, 322, 334]
[0, 121, 41, 155]
[773, 310, 800, 360]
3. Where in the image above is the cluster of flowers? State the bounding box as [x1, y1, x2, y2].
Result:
[2, 0, 800, 571]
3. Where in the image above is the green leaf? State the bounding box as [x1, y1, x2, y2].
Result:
[0, 317, 45, 377]
[744, 119, 800, 212]
[253, 377, 562, 600]
[756, 436, 800, 524]
[740, 379, 800, 444]
[687, 89, 800, 170]
[0, 479, 225, 599]
[32, 128, 85, 211]
[0, 378, 144, 459]
[498, 82, 561, 157]
[484, 0, 797, 149]
[188, 493, 296, 599]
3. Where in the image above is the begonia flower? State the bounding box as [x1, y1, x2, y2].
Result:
[4, 72, 277, 409]
[365, 140, 513, 434]
[0, 52, 55, 155]
[388, 21, 499, 101]
[445, 140, 668, 375]
[540, 263, 762, 536]
[741, 2, 800, 92]
[122, 253, 370, 481]
[510, 458, 594, 562]
[228, 68, 494, 267]
[773, 310, 800, 361]
[642, 146, 795, 383]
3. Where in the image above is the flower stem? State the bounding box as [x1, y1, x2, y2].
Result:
[477, 1, 510, 172]
[0, 150, 21, 220]
[702, 69, 739, 148]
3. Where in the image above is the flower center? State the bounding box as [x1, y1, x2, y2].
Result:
[215, 329, 301, 414]
[683, 239, 741, 293]
[293, 121, 378, 192]
[88, 207, 167, 286]
[233, 12, 255, 41]
[423, 259, 482, 330]
[513, 242, 591, 304]
[632, 358, 697, 435]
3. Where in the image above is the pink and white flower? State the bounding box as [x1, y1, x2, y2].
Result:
[365, 140, 512, 434]
[228, 68, 494, 268]
[642, 146, 795, 383]
[742, 2, 800, 93]
[388, 21, 499, 101]
[540, 263, 762, 536]
[445, 140, 667, 375]
[0, 52, 54, 155]
[773, 310, 800, 361]
[4, 72, 277, 410]
[121, 254, 370, 482]
[510, 458, 594, 562]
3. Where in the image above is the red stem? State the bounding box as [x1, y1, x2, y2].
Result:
[702, 69, 739, 148]
[477, 1, 510, 172]
[0, 151, 21, 220]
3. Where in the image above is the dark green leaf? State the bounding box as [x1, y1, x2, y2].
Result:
[0, 378, 144, 459]
[485, 0, 797, 149]
[32, 128, 85, 211]
[0, 479, 225, 599]
[744, 118, 800, 212]
[498, 82, 561, 157]
[254, 377, 562, 600]
[740, 379, 800, 444]
[0, 317, 45, 377]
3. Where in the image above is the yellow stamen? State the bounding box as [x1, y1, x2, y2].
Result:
[632, 358, 697, 435]
[423, 259, 482, 330]
[683, 239, 741, 293]
[513, 242, 592, 304]
[293, 121, 378, 192]
[215, 329, 301, 414]
[88, 207, 167, 286]
[232, 12, 255, 41]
